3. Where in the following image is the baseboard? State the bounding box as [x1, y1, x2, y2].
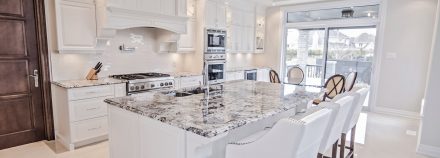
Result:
[374, 107, 421, 119]
[417, 144, 440, 158]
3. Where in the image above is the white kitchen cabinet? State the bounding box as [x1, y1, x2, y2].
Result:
[226, 4, 256, 53]
[55, 0, 99, 53]
[174, 75, 204, 89]
[205, 0, 227, 28]
[52, 83, 126, 150]
[176, 19, 197, 52]
[226, 71, 245, 81]
[257, 68, 270, 82]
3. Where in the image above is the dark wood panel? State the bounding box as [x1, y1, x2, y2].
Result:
[0, 60, 29, 95]
[0, 0, 24, 16]
[0, 20, 26, 56]
[0, 97, 33, 135]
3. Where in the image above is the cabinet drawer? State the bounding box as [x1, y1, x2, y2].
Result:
[72, 117, 108, 142]
[70, 97, 109, 122]
[68, 85, 114, 100]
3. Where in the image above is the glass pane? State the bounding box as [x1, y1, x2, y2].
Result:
[326, 27, 376, 86]
[284, 28, 325, 86]
[287, 5, 379, 23]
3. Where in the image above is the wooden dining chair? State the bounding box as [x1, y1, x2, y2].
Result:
[287, 66, 305, 85]
[344, 72, 358, 92]
[313, 74, 346, 105]
[269, 70, 281, 83]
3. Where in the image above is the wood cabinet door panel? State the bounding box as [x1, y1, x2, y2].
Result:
[0, 20, 26, 56]
[0, 0, 24, 16]
[0, 60, 29, 95]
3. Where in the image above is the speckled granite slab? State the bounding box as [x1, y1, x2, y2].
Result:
[168, 72, 203, 78]
[52, 78, 126, 88]
[105, 80, 322, 138]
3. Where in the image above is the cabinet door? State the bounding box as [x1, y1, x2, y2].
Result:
[178, 19, 196, 52]
[205, 0, 217, 28]
[56, 1, 97, 51]
[161, 0, 176, 16]
[216, 3, 227, 28]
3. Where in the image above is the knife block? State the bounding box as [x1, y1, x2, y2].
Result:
[86, 69, 98, 80]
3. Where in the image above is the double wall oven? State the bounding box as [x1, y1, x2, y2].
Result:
[204, 29, 227, 85]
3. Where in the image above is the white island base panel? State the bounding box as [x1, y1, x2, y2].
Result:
[108, 105, 297, 158]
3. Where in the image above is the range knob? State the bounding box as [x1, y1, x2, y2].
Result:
[169, 82, 173, 85]
[135, 86, 140, 90]
[130, 86, 135, 91]
[140, 85, 145, 89]
[160, 83, 164, 86]
[165, 82, 169, 86]
[151, 84, 155, 88]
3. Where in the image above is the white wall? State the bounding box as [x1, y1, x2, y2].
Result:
[418, 2, 440, 156]
[375, 0, 437, 114]
[255, 0, 437, 115]
[254, 6, 283, 71]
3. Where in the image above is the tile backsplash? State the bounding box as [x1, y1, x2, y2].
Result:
[50, 28, 186, 81]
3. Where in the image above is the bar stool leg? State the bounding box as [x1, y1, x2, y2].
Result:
[340, 133, 346, 158]
[332, 140, 338, 158]
[350, 125, 356, 158]
[318, 153, 324, 158]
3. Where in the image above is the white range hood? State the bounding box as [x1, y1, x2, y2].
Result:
[95, 0, 189, 49]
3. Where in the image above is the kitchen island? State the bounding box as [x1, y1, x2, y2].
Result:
[105, 80, 321, 158]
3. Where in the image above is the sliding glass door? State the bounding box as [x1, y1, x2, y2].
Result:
[283, 26, 377, 90]
[326, 27, 376, 86]
[284, 28, 326, 86]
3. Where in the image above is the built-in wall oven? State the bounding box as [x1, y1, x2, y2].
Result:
[245, 70, 257, 81]
[205, 29, 226, 53]
[204, 54, 226, 84]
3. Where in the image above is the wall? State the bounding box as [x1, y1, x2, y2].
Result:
[375, 0, 437, 114]
[418, 2, 440, 156]
[255, 0, 437, 115]
[254, 6, 283, 71]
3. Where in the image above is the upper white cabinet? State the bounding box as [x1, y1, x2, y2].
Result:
[55, 0, 99, 53]
[55, 0, 189, 53]
[226, 2, 256, 53]
[174, 0, 197, 53]
[205, 0, 227, 28]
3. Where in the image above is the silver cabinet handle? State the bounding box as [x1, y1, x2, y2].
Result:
[29, 69, 39, 88]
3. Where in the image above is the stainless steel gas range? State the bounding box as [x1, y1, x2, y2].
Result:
[110, 73, 174, 95]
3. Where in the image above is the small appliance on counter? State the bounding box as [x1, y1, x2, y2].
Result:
[86, 62, 103, 80]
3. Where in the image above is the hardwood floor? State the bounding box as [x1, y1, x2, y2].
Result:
[0, 112, 433, 158]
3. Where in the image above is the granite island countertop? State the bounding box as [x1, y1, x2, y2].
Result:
[104, 80, 322, 138]
[52, 78, 127, 89]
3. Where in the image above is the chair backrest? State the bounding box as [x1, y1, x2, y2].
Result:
[323, 74, 346, 100]
[294, 109, 332, 158]
[318, 96, 354, 153]
[269, 70, 281, 83]
[345, 88, 369, 133]
[331, 90, 361, 134]
[344, 72, 358, 92]
[243, 109, 332, 158]
[287, 66, 305, 85]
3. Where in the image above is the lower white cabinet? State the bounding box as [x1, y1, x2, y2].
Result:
[226, 68, 270, 82]
[174, 75, 204, 89]
[52, 83, 126, 150]
[226, 70, 244, 81]
[257, 68, 270, 82]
